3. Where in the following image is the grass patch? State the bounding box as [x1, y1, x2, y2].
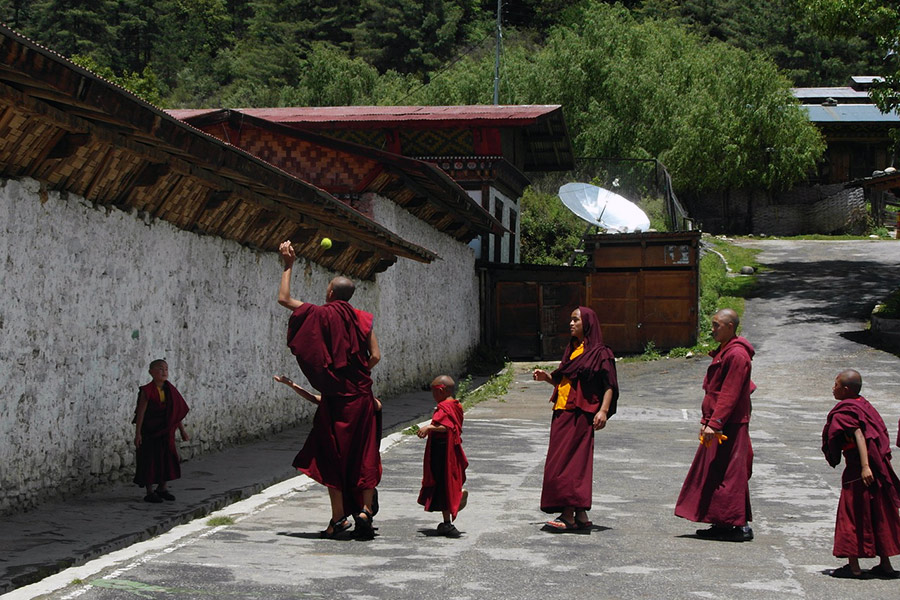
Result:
[459, 363, 513, 410]
[71, 579, 84, 585]
[873, 288, 900, 319]
[206, 516, 235, 527]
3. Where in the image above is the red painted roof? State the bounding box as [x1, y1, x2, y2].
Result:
[168, 105, 563, 127]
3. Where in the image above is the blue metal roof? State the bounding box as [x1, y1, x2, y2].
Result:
[802, 104, 900, 123]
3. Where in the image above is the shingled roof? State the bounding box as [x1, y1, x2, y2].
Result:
[0, 25, 436, 279]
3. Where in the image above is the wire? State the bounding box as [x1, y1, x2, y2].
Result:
[396, 31, 494, 104]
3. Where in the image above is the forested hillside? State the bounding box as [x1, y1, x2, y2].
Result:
[0, 0, 880, 196]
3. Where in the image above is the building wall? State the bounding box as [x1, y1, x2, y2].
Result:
[467, 187, 519, 264]
[0, 177, 479, 512]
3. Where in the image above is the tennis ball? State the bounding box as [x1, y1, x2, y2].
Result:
[320, 237, 332, 249]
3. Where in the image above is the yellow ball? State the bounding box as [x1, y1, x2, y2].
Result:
[320, 237, 332, 249]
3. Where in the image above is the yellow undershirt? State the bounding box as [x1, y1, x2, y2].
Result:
[553, 342, 584, 410]
[156, 385, 166, 404]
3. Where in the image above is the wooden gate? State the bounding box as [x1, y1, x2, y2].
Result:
[488, 267, 587, 360]
[485, 231, 699, 359]
[586, 232, 699, 354]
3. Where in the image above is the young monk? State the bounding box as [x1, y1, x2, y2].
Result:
[133, 359, 190, 503]
[822, 368, 900, 579]
[417, 375, 468, 537]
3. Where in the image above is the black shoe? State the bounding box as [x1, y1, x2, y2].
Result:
[695, 524, 731, 539]
[720, 525, 754, 542]
[143, 492, 163, 503]
[436, 521, 461, 538]
[156, 489, 175, 501]
[354, 509, 375, 541]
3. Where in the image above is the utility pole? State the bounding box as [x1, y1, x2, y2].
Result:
[493, 0, 501, 105]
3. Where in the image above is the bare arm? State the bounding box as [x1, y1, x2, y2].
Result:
[593, 387, 614, 430]
[368, 330, 381, 369]
[134, 390, 149, 448]
[853, 428, 874, 486]
[532, 369, 554, 385]
[177, 422, 190, 442]
[274, 375, 321, 405]
[416, 423, 449, 438]
[277, 241, 304, 310]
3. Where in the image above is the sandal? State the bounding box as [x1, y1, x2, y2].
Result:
[575, 518, 592, 530]
[544, 516, 578, 532]
[870, 564, 900, 579]
[829, 564, 869, 579]
[354, 508, 375, 541]
[320, 517, 351, 539]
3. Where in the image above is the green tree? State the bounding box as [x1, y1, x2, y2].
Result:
[352, 0, 471, 74]
[413, 2, 825, 194]
[640, 0, 883, 86]
[519, 188, 587, 265]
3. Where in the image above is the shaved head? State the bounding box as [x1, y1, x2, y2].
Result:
[837, 369, 862, 396]
[328, 276, 355, 302]
[714, 308, 740, 329]
[431, 374, 456, 396]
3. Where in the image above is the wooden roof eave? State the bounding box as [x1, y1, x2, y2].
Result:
[0, 73, 435, 267]
[0, 27, 437, 270]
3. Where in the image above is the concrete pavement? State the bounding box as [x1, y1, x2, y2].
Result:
[6, 239, 900, 600]
[0, 382, 461, 594]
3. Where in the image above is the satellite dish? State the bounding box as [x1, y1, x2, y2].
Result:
[558, 182, 651, 233]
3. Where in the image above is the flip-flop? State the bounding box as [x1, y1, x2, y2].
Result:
[575, 519, 592, 530]
[870, 564, 900, 579]
[544, 517, 578, 532]
[829, 564, 868, 579]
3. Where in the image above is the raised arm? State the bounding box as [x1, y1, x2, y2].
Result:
[277, 241, 304, 310]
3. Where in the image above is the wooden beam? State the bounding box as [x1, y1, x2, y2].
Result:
[46, 132, 90, 159]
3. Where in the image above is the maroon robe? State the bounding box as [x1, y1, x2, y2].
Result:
[823, 396, 900, 558]
[288, 300, 381, 515]
[133, 381, 189, 487]
[418, 398, 468, 519]
[541, 306, 618, 513]
[675, 336, 755, 526]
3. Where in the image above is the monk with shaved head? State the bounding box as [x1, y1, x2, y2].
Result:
[822, 369, 900, 578]
[417, 375, 469, 537]
[277, 240, 382, 540]
[675, 308, 756, 542]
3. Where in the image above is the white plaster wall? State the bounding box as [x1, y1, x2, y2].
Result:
[368, 194, 480, 395]
[0, 177, 478, 512]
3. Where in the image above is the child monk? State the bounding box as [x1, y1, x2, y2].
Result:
[417, 375, 468, 537]
[822, 369, 900, 579]
[133, 359, 190, 503]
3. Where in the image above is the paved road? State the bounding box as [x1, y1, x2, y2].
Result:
[8, 239, 900, 600]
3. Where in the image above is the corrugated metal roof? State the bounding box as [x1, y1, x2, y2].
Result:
[792, 87, 870, 101]
[803, 104, 900, 123]
[216, 105, 565, 126]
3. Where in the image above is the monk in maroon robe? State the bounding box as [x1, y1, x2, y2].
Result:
[133, 359, 190, 503]
[822, 369, 900, 578]
[417, 375, 469, 537]
[532, 306, 618, 532]
[278, 240, 382, 540]
[675, 308, 755, 542]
